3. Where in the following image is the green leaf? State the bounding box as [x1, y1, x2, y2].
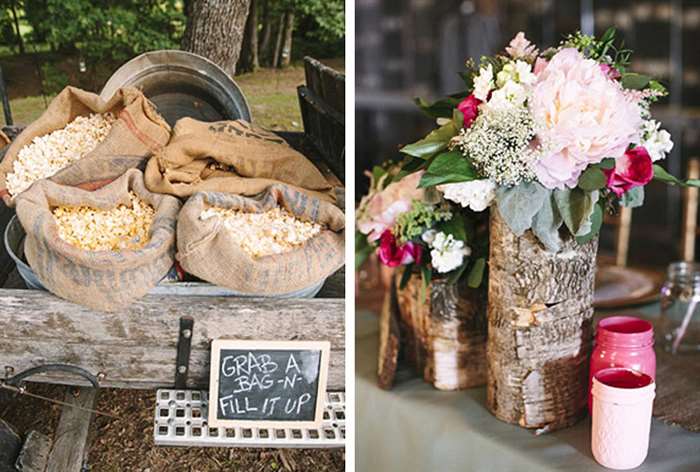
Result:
[598, 158, 616, 170]
[420, 265, 432, 302]
[419, 151, 477, 187]
[437, 212, 467, 242]
[578, 167, 607, 191]
[621, 72, 651, 90]
[653, 164, 684, 186]
[554, 188, 599, 237]
[371, 165, 387, 182]
[399, 264, 414, 289]
[467, 258, 486, 288]
[447, 262, 468, 285]
[414, 96, 463, 119]
[620, 186, 644, 208]
[400, 122, 458, 159]
[649, 80, 667, 95]
[531, 194, 563, 252]
[453, 108, 464, 129]
[355, 232, 374, 269]
[576, 203, 604, 244]
[495, 182, 550, 236]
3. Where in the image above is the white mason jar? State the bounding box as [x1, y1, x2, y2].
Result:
[591, 368, 656, 470]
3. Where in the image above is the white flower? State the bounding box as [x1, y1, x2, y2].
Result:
[496, 60, 536, 87]
[437, 179, 496, 212]
[429, 232, 471, 274]
[486, 80, 528, 111]
[638, 119, 673, 162]
[473, 64, 494, 101]
[421, 229, 437, 245]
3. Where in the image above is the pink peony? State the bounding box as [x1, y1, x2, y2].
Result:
[357, 171, 424, 242]
[377, 230, 422, 267]
[604, 146, 653, 197]
[457, 95, 481, 128]
[531, 48, 643, 189]
[599, 63, 621, 80]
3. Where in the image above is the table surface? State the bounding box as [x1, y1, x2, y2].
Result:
[355, 306, 700, 472]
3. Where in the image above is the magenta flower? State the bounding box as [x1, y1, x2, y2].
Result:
[600, 63, 621, 80]
[457, 94, 481, 128]
[377, 230, 422, 267]
[604, 146, 654, 197]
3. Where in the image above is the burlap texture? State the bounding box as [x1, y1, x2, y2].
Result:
[16, 169, 181, 311]
[144, 118, 335, 202]
[177, 185, 344, 295]
[0, 86, 171, 206]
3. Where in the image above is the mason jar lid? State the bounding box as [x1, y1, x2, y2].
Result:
[667, 261, 700, 285]
[592, 368, 655, 405]
[596, 316, 654, 349]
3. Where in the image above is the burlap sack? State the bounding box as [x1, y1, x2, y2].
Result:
[177, 185, 344, 295]
[144, 118, 335, 202]
[0, 86, 171, 206]
[16, 169, 181, 311]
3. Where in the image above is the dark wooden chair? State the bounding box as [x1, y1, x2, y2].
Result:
[297, 57, 345, 182]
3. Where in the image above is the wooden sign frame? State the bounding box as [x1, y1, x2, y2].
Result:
[208, 339, 331, 429]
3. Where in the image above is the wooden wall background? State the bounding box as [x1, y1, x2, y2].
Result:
[355, 0, 700, 266]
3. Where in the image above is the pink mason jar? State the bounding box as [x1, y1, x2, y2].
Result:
[591, 368, 655, 470]
[588, 316, 656, 411]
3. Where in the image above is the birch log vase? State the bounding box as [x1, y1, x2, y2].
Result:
[395, 274, 487, 390]
[487, 208, 597, 431]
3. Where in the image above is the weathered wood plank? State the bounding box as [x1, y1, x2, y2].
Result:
[0, 289, 345, 390]
[0, 418, 21, 472]
[46, 388, 96, 472]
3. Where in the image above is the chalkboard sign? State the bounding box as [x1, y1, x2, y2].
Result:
[208, 340, 330, 428]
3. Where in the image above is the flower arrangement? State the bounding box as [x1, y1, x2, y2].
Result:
[402, 28, 689, 252]
[356, 164, 487, 289]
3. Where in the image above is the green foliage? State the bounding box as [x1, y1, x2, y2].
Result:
[575, 203, 604, 244]
[467, 257, 486, 288]
[355, 231, 374, 269]
[40, 63, 68, 95]
[495, 182, 549, 236]
[394, 201, 452, 244]
[563, 27, 631, 73]
[400, 121, 458, 159]
[531, 194, 563, 252]
[578, 166, 607, 191]
[419, 151, 477, 188]
[26, 0, 185, 66]
[293, 0, 343, 42]
[620, 186, 644, 208]
[554, 188, 599, 237]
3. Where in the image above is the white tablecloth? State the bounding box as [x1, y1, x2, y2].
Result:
[356, 309, 700, 472]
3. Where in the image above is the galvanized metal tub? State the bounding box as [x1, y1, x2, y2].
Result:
[100, 50, 252, 126]
[4, 216, 324, 299]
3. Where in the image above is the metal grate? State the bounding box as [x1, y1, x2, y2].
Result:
[153, 389, 345, 448]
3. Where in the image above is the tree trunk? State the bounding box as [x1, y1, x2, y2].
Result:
[259, 0, 272, 66]
[9, 0, 24, 54]
[271, 15, 285, 69]
[486, 208, 597, 432]
[279, 11, 295, 68]
[182, 0, 251, 76]
[395, 274, 487, 391]
[239, 0, 259, 72]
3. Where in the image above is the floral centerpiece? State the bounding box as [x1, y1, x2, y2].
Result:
[387, 28, 693, 429]
[356, 164, 489, 390]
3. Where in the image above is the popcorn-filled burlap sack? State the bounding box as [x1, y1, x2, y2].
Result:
[177, 185, 344, 295]
[0, 86, 171, 206]
[16, 169, 181, 311]
[144, 118, 336, 203]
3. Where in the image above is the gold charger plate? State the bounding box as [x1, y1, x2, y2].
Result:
[594, 264, 664, 309]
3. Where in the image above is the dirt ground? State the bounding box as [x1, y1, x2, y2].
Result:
[1, 382, 344, 471]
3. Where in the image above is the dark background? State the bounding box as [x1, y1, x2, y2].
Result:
[356, 0, 700, 267]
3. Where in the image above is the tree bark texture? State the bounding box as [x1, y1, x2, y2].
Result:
[239, 0, 259, 72]
[487, 208, 597, 431]
[279, 11, 295, 68]
[272, 15, 285, 68]
[182, 0, 251, 76]
[395, 274, 487, 390]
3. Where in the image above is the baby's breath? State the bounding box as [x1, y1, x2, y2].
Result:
[454, 105, 540, 186]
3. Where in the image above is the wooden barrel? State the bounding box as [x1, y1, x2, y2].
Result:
[487, 208, 597, 431]
[395, 273, 487, 390]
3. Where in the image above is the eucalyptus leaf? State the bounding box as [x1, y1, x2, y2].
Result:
[467, 258, 486, 288]
[621, 72, 650, 90]
[400, 122, 457, 158]
[531, 195, 563, 252]
[495, 182, 549, 236]
[576, 203, 604, 244]
[554, 188, 599, 237]
[578, 167, 607, 191]
[620, 186, 644, 208]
